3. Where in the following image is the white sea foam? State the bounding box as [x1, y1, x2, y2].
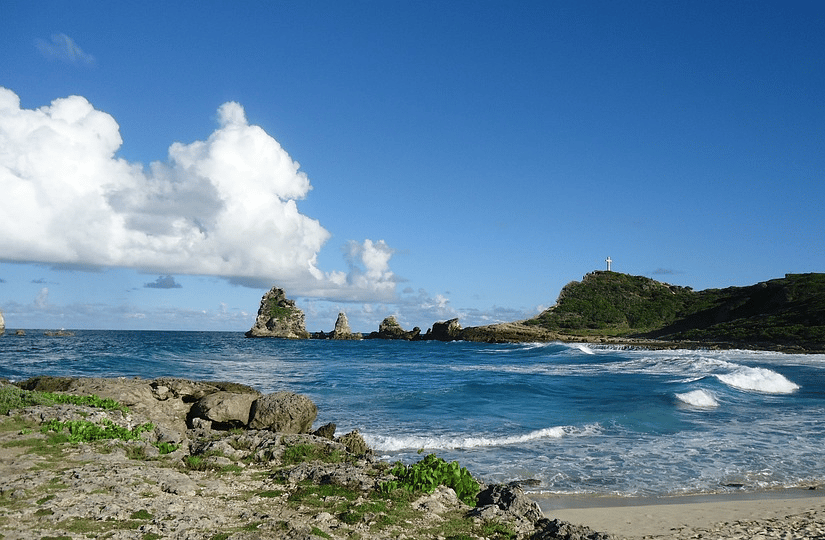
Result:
[568, 343, 596, 355]
[715, 366, 800, 394]
[675, 389, 719, 408]
[363, 424, 597, 452]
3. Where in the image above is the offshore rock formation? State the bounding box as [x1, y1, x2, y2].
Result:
[0, 310, 4, 334]
[245, 286, 310, 339]
[331, 312, 361, 340]
[366, 315, 421, 340]
[422, 318, 463, 341]
[313, 313, 363, 340]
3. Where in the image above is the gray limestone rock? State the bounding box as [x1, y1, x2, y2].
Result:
[331, 312, 361, 339]
[190, 391, 260, 429]
[247, 391, 318, 433]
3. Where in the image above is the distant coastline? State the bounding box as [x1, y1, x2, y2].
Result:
[245, 272, 825, 354]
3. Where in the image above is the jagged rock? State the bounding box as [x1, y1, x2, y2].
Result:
[247, 391, 317, 433]
[531, 518, 616, 540]
[336, 429, 371, 455]
[333, 312, 351, 334]
[470, 482, 547, 536]
[245, 286, 310, 339]
[424, 318, 463, 341]
[313, 422, 337, 440]
[190, 391, 260, 429]
[332, 312, 361, 340]
[368, 316, 421, 340]
[474, 482, 543, 524]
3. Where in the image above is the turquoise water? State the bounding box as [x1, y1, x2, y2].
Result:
[2, 331, 823, 496]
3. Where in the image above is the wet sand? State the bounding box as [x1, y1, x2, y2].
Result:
[533, 489, 825, 538]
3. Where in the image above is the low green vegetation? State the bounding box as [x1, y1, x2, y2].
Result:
[0, 385, 129, 415]
[526, 271, 825, 348]
[266, 298, 294, 321]
[40, 418, 154, 443]
[282, 442, 345, 465]
[379, 453, 480, 506]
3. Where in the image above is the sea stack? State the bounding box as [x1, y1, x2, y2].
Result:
[331, 312, 361, 340]
[0, 310, 4, 335]
[245, 287, 310, 339]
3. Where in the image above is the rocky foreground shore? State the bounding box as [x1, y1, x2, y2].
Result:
[0, 376, 613, 540]
[1, 377, 823, 540]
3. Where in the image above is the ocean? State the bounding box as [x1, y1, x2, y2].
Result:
[1, 330, 823, 498]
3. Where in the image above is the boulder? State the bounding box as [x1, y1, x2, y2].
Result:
[245, 287, 310, 339]
[247, 391, 317, 433]
[190, 391, 260, 429]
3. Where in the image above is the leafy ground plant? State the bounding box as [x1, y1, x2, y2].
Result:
[0, 385, 129, 415]
[379, 453, 480, 506]
[40, 418, 154, 443]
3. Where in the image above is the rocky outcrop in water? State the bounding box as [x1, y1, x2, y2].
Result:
[366, 315, 421, 340]
[245, 286, 310, 339]
[0, 310, 4, 334]
[313, 312, 363, 340]
[423, 317, 463, 341]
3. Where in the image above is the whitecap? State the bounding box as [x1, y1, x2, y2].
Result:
[715, 366, 799, 394]
[675, 389, 719, 408]
[362, 424, 595, 452]
[568, 343, 596, 355]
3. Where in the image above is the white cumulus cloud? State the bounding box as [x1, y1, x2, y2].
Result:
[0, 87, 397, 301]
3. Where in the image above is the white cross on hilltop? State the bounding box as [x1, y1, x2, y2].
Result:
[605, 257, 612, 271]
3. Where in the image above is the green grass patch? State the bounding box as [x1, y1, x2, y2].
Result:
[282, 442, 345, 465]
[129, 509, 153, 520]
[310, 526, 331, 539]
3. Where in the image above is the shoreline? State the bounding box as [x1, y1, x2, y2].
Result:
[532, 488, 825, 538]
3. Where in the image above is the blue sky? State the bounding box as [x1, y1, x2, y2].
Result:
[1, 1, 823, 333]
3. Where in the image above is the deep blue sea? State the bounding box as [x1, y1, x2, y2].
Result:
[2, 330, 823, 497]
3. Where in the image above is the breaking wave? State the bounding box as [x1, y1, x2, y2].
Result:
[363, 424, 600, 452]
[675, 389, 719, 408]
[715, 366, 800, 394]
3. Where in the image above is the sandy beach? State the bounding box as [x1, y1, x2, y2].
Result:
[534, 489, 825, 539]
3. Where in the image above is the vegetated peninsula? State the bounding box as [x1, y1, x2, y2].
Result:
[502, 271, 825, 352]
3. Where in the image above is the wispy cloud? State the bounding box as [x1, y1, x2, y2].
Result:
[651, 268, 681, 275]
[144, 275, 182, 289]
[35, 33, 95, 65]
